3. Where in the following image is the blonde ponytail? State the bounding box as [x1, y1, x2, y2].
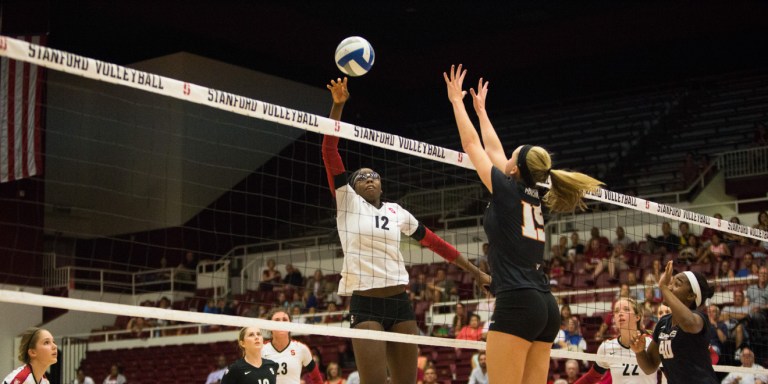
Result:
[523, 146, 603, 213]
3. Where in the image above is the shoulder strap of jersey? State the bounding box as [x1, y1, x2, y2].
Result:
[9, 365, 32, 384]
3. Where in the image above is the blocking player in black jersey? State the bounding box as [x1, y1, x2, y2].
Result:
[222, 327, 278, 384]
[630, 261, 718, 384]
[444, 65, 603, 384]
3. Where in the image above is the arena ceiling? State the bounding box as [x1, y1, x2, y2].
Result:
[5, 0, 768, 134]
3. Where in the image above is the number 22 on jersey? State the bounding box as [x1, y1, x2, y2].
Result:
[521, 201, 545, 242]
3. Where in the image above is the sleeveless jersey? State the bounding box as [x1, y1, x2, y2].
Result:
[596, 336, 657, 384]
[652, 312, 717, 384]
[261, 340, 313, 384]
[3, 365, 49, 384]
[222, 358, 278, 384]
[483, 167, 549, 293]
[335, 183, 418, 295]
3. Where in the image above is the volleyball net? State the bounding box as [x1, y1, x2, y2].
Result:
[2, 35, 768, 382]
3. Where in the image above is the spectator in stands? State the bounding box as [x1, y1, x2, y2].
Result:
[563, 359, 582, 384]
[616, 283, 633, 300]
[468, 351, 488, 384]
[698, 233, 731, 264]
[721, 346, 768, 384]
[421, 367, 439, 384]
[722, 289, 749, 353]
[678, 222, 693, 248]
[324, 362, 345, 384]
[218, 297, 237, 316]
[570, 231, 585, 261]
[647, 259, 663, 286]
[456, 314, 484, 341]
[283, 263, 304, 288]
[103, 365, 126, 384]
[73, 368, 95, 384]
[554, 317, 587, 353]
[290, 305, 306, 324]
[645, 221, 680, 255]
[701, 213, 724, 245]
[612, 226, 633, 250]
[716, 260, 735, 280]
[305, 307, 321, 324]
[276, 292, 290, 309]
[409, 272, 427, 303]
[707, 304, 728, 355]
[289, 291, 305, 309]
[724, 216, 747, 250]
[606, 243, 629, 282]
[204, 298, 221, 314]
[584, 238, 610, 282]
[747, 267, 768, 321]
[452, 302, 469, 336]
[125, 316, 148, 339]
[589, 227, 611, 251]
[550, 243, 567, 267]
[205, 355, 229, 384]
[260, 258, 282, 291]
[305, 269, 328, 300]
[426, 268, 456, 303]
[176, 251, 198, 282]
[560, 304, 573, 329]
[549, 258, 565, 280]
[555, 236, 570, 264]
[679, 234, 702, 265]
[324, 302, 343, 323]
[681, 152, 699, 187]
[477, 242, 491, 274]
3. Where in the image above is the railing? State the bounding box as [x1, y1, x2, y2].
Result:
[45, 266, 194, 296]
[63, 310, 350, 343]
[60, 337, 88, 384]
[719, 146, 768, 179]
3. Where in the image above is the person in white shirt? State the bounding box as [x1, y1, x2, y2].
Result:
[3, 327, 57, 384]
[468, 351, 488, 384]
[323, 77, 490, 384]
[261, 309, 323, 384]
[721, 347, 768, 384]
[205, 355, 228, 384]
[575, 298, 657, 384]
[74, 368, 95, 384]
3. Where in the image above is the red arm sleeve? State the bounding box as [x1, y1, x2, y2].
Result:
[418, 227, 459, 263]
[322, 134, 345, 197]
[573, 366, 605, 384]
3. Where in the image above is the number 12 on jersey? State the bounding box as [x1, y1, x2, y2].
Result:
[521, 201, 545, 242]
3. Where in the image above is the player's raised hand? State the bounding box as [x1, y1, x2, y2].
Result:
[444, 64, 467, 104]
[327, 77, 350, 105]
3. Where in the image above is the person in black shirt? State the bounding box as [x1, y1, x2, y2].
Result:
[222, 327, 278, 384]
[445, 65, 603, 384]
[630, 261, 717, 384]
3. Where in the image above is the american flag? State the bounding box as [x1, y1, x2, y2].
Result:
[0, 35, 45, 183]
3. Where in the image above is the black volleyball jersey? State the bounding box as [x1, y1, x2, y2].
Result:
[484, 167, 549, 294]
[221, 358, 279, 384]
[652, 312, 718, 384]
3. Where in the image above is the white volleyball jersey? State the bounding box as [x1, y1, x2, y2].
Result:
[261, 339, 313, 384]
[3, 365, 49, 384]
[336, 184, 418, 295]
[596, 336, 657, 384]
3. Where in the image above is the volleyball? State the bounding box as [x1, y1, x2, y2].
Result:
[335, 36, 375, 77]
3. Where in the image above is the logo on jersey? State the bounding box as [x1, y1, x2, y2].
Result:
[290, 349, 295, 356]
[535, 263, 541, 270]
[270, 368, 275, 375]
[388, 207, 396, 215]
[244, 371, 251, 375]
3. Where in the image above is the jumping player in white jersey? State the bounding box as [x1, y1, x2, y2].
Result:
[323, 77, 491, 384]
[261, 308, 323, 384]
[575, 298, 657, 384]
[3, 327, 57, 384]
